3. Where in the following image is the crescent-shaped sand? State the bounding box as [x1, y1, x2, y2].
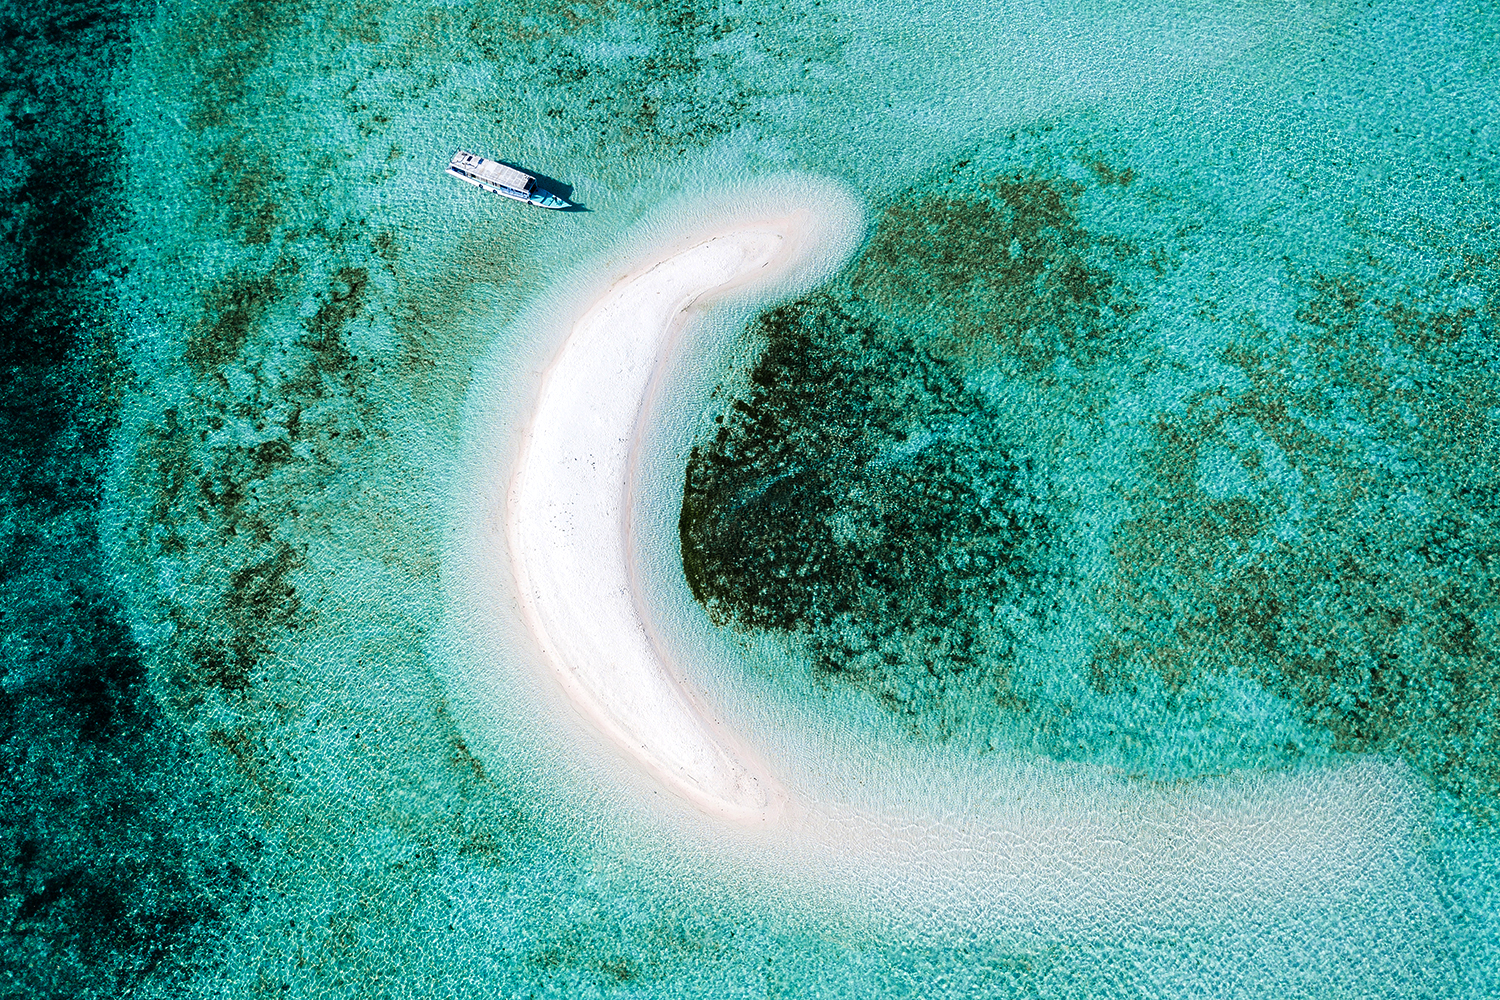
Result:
[507, 209, 850, 823]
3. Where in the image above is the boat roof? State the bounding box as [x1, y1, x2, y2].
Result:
[450, 151, 533, 191]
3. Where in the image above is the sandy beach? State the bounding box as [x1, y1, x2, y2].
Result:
[505, 194, 864, 823]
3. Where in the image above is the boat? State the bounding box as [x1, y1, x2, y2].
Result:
[446, 151, 570, 209]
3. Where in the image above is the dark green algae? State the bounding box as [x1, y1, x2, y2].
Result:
[682, 161, 1134, 737]
[0, 3, 264, 994]
[681, 151, 1500, 815]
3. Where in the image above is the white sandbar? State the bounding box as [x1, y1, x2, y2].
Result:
[506, 191, 862, 823]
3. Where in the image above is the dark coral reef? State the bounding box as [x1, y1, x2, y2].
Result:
[684, 154, 1138, 739]
[682, 147, 1500, 812]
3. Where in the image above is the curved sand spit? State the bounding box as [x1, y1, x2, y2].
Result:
[507, 205, 852, 823]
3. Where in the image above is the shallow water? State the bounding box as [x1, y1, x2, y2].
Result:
[3, 0, 1498, 996]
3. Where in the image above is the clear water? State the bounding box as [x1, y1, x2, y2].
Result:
[4, 0, 1498, 996]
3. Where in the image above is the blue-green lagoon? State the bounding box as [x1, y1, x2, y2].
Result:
[3, 0, 1498, 995]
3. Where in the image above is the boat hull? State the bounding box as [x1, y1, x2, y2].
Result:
[445, 165, 570, 210]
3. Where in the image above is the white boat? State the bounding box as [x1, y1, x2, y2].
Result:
[446, 151, 570, 209]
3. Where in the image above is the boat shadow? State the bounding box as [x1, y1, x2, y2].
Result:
[499, 162, 589, 212]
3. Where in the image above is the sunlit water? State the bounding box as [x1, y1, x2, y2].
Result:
[4, 0, 1498, 996]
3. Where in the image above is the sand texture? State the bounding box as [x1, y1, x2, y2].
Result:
[506, 214, 846, 823]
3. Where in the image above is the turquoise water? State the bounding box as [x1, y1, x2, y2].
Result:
[3, 0, 1498, 995]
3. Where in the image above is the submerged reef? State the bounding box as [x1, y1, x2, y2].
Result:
[682, 146, 1500, 811]
[0, 3, 259, 994]
[1104, 266, 1500, 816]
[682, 157, 1135, 739]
